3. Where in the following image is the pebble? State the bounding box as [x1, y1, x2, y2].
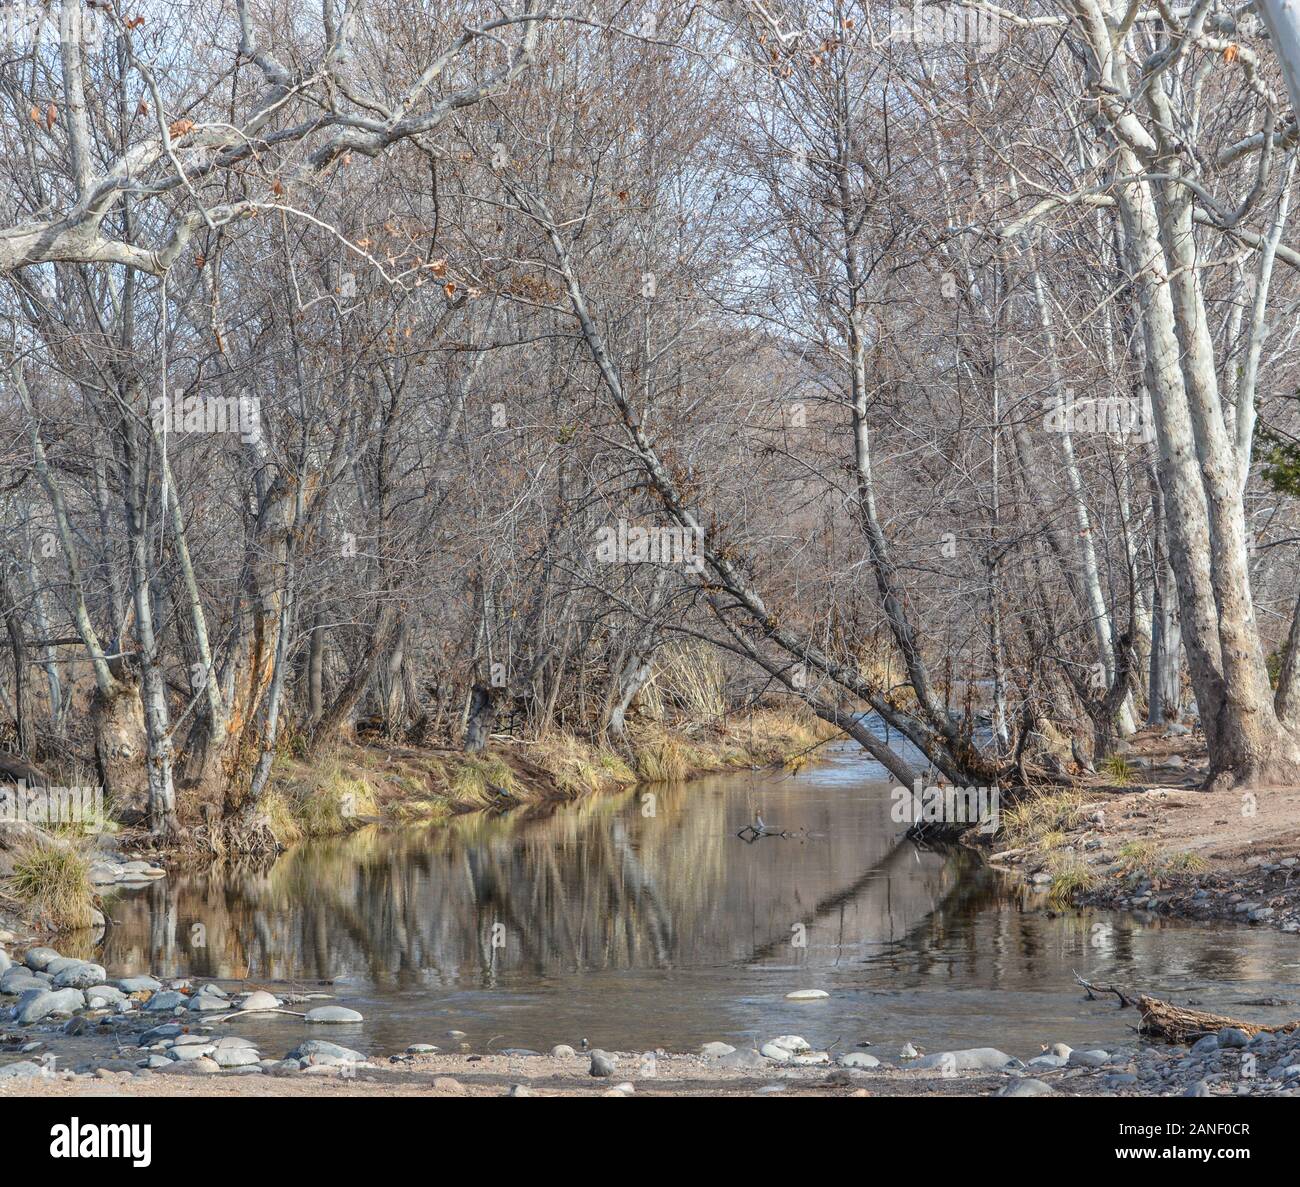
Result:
[996, 1078, 1055, 1097]
[589, 1051, 616, 1077]
[550, 1044, 577, 1058]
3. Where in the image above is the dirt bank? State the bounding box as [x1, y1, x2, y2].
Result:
[989, 726, 1300, 934]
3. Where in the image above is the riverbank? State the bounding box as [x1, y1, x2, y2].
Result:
[4, 949, 1298, 1098]
[988, 725, 1300, 934]
[0, 707, 836, 940]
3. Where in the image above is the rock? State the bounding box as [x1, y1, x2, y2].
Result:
[407, 1043, 440, 1054]
[285, 1039, 365, 1063]
[1184, 1080, 1212, 1097]
[22, 947, 60, 971]
[716, 1048, 769, 1070]
[788, 1050, 831, 1065]
[187, 994, 230, 1012]
[1218, 1028, 1251, 1049]
[915, 1048, 1016, 1072]
[14, 987, 85, 1024]
[138, 1023, 183, 1044]
[265, 1060, 302, 1076]
[238, 990, 280, 1012]
[212, 1047, 261, 1069]
[766, 1034, 810, 1054]
[1191, 1034, 1220, 1055]
[589, 1051, 617, 1077]
[432, 1076, 466, 1094]
[1, 968, 47, 995]
[838, 1052, 880, 1069]
[785, 989, 829, 1000]
[156, 1057, 220, 1075]
[170, 1043, 216, 1060]
[550, 1044, 577, 1058]
[0, 1060, 47, 1081]
[699, 1042, 735, 1059]
[508, 1083, 534, 1096]
[115, 976, 162, 994]
[143, 990, 187, 1012]
[0, 948, 9, 974]
[1067, 1049, 1111, 1068]
[43, 956, 84, 976]
[1027, 1054, 1068, 1069]
[213, 1035, 257, 1050]
[51, 962, 107, 990]
[1103, 1073, 1139, 1087]
[996, 1078, 1055, 1097]
[899, 1042, 919, 1059]
[304, 1005, 363, 1023]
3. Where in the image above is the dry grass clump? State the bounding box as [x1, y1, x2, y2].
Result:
[4, 834, 97, 930]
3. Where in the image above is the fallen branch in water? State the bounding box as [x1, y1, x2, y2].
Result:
[1074, 972, 1137, 1008]
[1135, 995, 1300, 1044]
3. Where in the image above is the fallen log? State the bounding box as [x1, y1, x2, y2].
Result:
[1135, 994, 1300, 1044]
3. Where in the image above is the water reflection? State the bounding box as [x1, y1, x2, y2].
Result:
[98, 745, 1300, 1056]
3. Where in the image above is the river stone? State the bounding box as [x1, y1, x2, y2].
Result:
[305, 1005, 363, 1024]
[188, 994, 230, 1012]
[15, 987, 85, 1024]
[85, 986, 127, 1008]
[1027, 1054, 1068, 1069]
[213, 1047, 260, 1068]
[23, 947, 60, 971]
[52, 962, 107, 990]
[915, 1048, 1016, 1072]
[212, 1035, 257, 1049]
[156, 1057, 220, 1075]
[138, 1023, 183, 1044]
[43, 956, 84, 976]
[286, 1039, 365, 1063]
[0, 948, 9, 974]
[432, 1076, 466, 1094]
[1067, 1049, 1111, 1068]
[0, 1060, 47, 1081]
[144, 989, 187, 1011]
[2, 968, 46, 995]
[838, 1052, 881, 1069]
[996, 1078, 1056, 1097]
[1191, 1034, 1220, 1054]
[699, 1042, 735, 1059]
[899, 1042, 919, 1059]
[785, 989, 829, 1000]
[116, 976, 162, 994]
[717, 1048, 769, 1070]
[589, 1051, 617, 1077]
[170, 1043, 216, 1060]
[508, 1083, 534, 1096]
[1218, 1027, 1251, 1049]
[407, 1043, 440, 1054]
[766, 1034, 810, 1054]
[1184, 1080, 1212, 1097]
[238, 990, 280, 1012]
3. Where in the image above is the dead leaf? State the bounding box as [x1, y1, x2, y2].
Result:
[1223, 44, 1239, 63]
[45, 102, 56, 130]
[168, 118, 194, 138]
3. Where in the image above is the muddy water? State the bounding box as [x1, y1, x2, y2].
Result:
[98, 743, 1300, 1060]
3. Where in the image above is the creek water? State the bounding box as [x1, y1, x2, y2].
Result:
[96, 742, 1300, 1061]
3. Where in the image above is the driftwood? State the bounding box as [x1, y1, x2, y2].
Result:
[1074, 973, 1300, 1044]
[1135, 995, 1300, 1044]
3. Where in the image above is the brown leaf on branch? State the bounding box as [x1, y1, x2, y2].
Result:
[168, 118, 195, 138]
[45, 103, 57, 130]
[1223, 44, 1239, 63]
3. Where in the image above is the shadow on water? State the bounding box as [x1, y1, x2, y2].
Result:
[97, 743, 1300, 1057]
